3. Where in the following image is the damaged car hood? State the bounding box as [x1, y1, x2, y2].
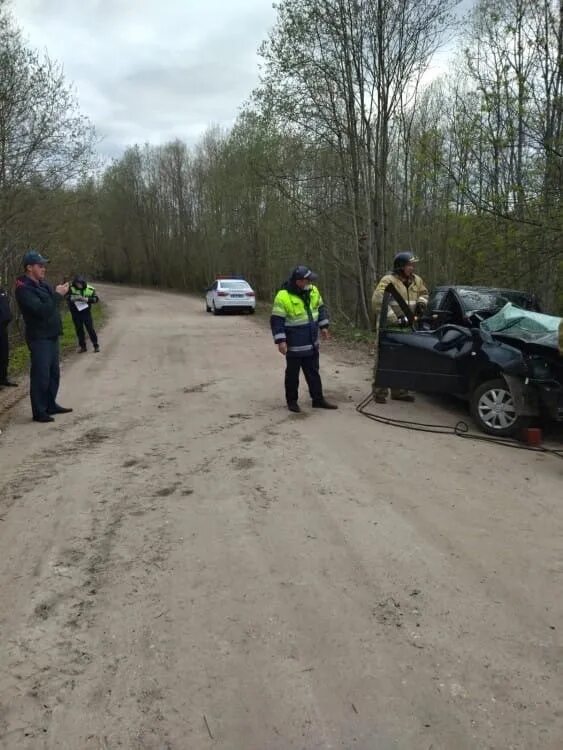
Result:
[481, 303, 563, 355]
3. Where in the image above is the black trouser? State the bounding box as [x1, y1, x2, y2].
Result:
[285, 352, 323, 404]
[0, 324, 9, 382]
[28, 337, 60, 418]
[72, 309, 98, 348]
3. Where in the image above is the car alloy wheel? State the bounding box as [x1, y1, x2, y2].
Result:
[478, 386, 517, 431]
[470, 377, 529, 437]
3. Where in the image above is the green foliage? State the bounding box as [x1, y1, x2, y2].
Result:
[1, 0, 561, 334]
[0, 4, 97, 285]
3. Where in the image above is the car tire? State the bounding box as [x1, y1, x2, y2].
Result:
[212, 303, 221, 316]
[248, 307, 255, 314]
[470, 377, 526, 437]
[206, 302, 211, 313]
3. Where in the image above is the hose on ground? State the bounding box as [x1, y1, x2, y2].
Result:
[356, 393, 563, 460]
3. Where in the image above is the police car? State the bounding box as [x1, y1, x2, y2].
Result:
[205, 276, 256, 315]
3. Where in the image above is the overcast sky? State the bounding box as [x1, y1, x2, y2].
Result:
[8, 0, 473, 161]
[8, 0, 278, 159]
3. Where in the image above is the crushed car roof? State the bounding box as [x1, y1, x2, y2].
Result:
[481, 303, 562, 354]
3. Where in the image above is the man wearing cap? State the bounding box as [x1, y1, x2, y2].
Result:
[0, 285, 18, 389]
[270, 265, 337, 413]
[15, 251, 73, 423]
[372, 251, 428, 404]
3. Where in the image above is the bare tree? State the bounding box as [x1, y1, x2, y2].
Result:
[0, 5, 96, 278]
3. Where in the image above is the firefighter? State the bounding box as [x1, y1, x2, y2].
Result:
[271, 265, 337, 413]
[67, 276, 100, 353]
[372, 251, 429, 404]
[15, 251, 72, 422]
[0, 285, 17, 388]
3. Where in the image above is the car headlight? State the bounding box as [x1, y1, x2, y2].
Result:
[527, 356, 552, 380]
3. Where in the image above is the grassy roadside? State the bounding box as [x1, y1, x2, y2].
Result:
[8, 303, 106, 378]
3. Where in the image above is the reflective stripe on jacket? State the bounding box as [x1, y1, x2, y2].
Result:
[69, 283, 97, 301]
[69, 284, 98, 313]
[372, 273, 428, 325]
[270, 285, 329, 357]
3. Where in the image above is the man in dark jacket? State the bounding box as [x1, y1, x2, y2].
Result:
[67, 276, 100, 353]
[270, 265, 337, 413]
[0, 286, 17, 388]
[15, 251, 73, 423]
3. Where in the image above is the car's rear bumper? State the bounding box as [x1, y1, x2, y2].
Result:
[215, 298, 255, 310]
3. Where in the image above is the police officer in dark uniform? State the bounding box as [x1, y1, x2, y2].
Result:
[15, 251, 73, 423]
[0, 285, 17, 388]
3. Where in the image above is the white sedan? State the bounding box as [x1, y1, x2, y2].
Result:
[205, 278, 256, 315]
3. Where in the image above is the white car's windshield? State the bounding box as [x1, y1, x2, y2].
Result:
[219, 281, 250, 290]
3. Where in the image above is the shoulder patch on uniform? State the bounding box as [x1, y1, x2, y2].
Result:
[15, 279, 25, 288]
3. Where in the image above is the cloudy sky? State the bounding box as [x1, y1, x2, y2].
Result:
[8, 0, 473, 161]
[8, 0, 278, 159]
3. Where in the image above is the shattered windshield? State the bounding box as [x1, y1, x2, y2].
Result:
[458, 289, 537, 313]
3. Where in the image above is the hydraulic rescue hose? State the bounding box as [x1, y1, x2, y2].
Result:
[356, 392, 563, 460]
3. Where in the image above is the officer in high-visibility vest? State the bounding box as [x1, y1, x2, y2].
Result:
[270, 265, 337, 413]
[67, 276, 100, 353]
[372, 251, 429, 403]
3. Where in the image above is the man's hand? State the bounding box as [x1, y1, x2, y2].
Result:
[55, 282, 69, 296]
[320, 328, 330, 341]
[414, 301, 427, 317]
[277, 342, 288, 355]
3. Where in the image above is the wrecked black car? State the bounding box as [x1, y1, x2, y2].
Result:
[375, 286, 563, 436]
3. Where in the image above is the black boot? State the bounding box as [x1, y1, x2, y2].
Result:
[312, 399, 338, 410]
[391, 391, 415, 402]
[287, 402, 301, 413]
[47, 405, 73, 415]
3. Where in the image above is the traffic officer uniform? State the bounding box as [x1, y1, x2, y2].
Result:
[15, 251, 71, 422]
[372, 252, 428, 403]
[271, 266, 337, 413]
[67, 277, 100, 352]
[0, 286, 17, 387]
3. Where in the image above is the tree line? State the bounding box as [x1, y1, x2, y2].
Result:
[0, 0, 96, 288]
[1, 0, 562, 331]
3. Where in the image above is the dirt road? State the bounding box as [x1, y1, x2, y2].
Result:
[0, 284, 562, 750]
